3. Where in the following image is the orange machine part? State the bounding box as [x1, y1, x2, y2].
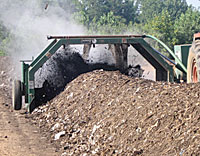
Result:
[194, 32, 200, 40]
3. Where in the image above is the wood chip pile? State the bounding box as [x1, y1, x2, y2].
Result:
[31, 70, 200, 156]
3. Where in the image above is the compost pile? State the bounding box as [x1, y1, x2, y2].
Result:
[34, 47, 143, 106]
[31, 70, 200, 156]
[34, 47, 118, 105]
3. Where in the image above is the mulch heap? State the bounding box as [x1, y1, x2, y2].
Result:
[31, 70, 200, 156]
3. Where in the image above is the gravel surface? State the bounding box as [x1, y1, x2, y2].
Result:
[31, 70, 200, 156]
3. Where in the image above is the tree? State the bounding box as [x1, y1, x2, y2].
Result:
[73, 0, 139, 28]
[162, 0, 188, 20]
[137, 0, 163, 23]
[138, 0, 188, 23]
[88, 11, 128, 34]
[173, 8, 200, 45]
[140, 10, 174, 56]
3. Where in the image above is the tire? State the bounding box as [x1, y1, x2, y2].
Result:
[12, 80, 22, 110]
[187, 40, 200, 83]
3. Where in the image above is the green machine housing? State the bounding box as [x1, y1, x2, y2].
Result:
[17, 35, 188, 112]
[174, 44, 191, 81]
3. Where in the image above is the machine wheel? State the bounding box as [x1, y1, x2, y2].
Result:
[187, 40, 200, 83]
[12, 80, 22, 110]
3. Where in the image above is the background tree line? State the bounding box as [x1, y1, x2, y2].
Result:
[69, 0, 200, 53]
[0, 0, 200, 55]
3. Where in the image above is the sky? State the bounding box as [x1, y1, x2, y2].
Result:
[187, 0, 200, 8]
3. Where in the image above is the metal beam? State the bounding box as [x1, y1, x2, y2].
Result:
[47, 35, 145, 40]
[131, 39, 174, 82]
[30, 39, 57, 67]
[146, 35, 187, 73]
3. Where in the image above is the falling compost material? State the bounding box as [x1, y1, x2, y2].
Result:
[34, 47, 143, 105]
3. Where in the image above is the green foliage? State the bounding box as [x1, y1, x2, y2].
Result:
[173, 8, 200, 45]
[72, 0, 193, 55]
[88, 11, 128, 34]
[138, 10, 174, 56]
[143, 10, 174, 38]
[134, 0, 192, 56]
[73, 0, 139, 28]
[138, 0, 188, 23]
[162, 0, 188, 20]
[138, 0, 164, 23]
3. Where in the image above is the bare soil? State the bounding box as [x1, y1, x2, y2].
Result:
[0, 56, 61, 156]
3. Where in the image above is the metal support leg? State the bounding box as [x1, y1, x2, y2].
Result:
[83, 44, 92, 60]
[111, 44, 128, 71]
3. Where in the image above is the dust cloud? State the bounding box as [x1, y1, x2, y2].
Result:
[0, 0, 154, 81]
[0, 0, 86, 73]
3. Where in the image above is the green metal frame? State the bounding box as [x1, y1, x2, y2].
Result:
[146, 35, 187, 73]
[21, 35, 177, 112]
[174, 44, 191, 81]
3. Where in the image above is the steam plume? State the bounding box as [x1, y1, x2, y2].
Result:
[0, 0, 86, 62]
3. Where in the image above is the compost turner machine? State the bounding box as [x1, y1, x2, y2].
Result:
[12, 33, 200, 112]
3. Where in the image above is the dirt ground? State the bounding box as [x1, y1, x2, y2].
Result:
[0, 57, 61, 156]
